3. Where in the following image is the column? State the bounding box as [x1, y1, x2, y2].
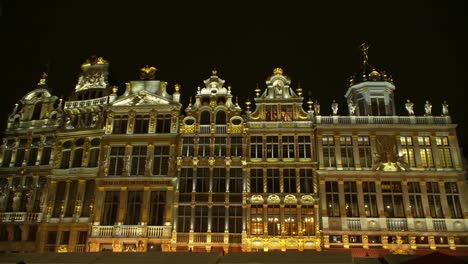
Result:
[448, 135, 462, 170]
[141, 187, 151, 224]
[430, 135, 441, 169]
[74, 180, 86, 219]
[356, 180, 365, 218]
[117, 187, 128, 224]
[438, 181, 451, 218]
[401, 180, 411, 218]
[123, 144, 132, 176]
[316, 134, 324, 169]
[279, 168, 284, 193]
[145, 144, 154, 176]
[338, 180, 346, 218]
[352, 135, 361, 170]
[413, 135, 422, 168]
[93, 186, 105, 224]
[334, 135, 342, 170]
[61, 181, 71, 218]
[419, 181, 431, 219]
[375, 180, 385, 218]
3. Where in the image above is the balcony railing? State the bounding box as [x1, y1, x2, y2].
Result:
[315, 115, 451, 125]
[433, 219, 448, 231]
[64, 96, 109, 110]
[387, 218, 408, 231]
[74, 244, 86, 252]
[91, 225, 171, 238]
[176, 233, 189, 243]
[346, 218, 362, 230]
[229, 233, 242, 244]
[211, 233, 225, 243]
[0, 212, 43, 223]
[199, 125, 211, 133]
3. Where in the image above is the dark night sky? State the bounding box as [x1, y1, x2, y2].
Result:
[1, 1, 468, 150]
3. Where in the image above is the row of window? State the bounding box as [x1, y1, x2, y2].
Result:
[250, 136, 312, 159]
[107, 146, 170, 176]
[328, 235, 467, 245]
[325, 181, 463, 218]
[113, 114, 171, 134]
[50, 180, 95, 218]
[177, 205, 242, 233]
[1, 138, 53, 168]
[401, 136, 453, 168]
[102, 190, 165, 226]
[250, 204, 315, 236]
[178, 168, 243, 193]
[181, 136, 243, 158]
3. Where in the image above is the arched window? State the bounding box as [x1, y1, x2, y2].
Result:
[31, 103, 42, 120]
[200, 111, 211, 125]
[215, 111, 226, 124]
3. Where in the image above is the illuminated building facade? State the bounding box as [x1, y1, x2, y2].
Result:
[0, 47, 466, 254]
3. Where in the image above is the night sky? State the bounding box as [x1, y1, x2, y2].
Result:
[2, 1, 467, 152]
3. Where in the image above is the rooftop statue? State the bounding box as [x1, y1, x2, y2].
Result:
[405, 99, 414, 116]
[424, 100, 432, 116]
[331, 100, 338, 115]
[442, 100, 449, 116]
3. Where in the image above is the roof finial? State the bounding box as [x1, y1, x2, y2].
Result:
[360, 42, 370, 65]
[212, 68, 218, 76]
[38, 72, 48, 85]
[273, 67, 283, 75]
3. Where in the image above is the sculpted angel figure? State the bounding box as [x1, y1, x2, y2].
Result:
[314, 100, 321, 115]
[348, 101, 356, 116]
[442, 100, 449, 116]
[424, 100, 432, 116]
[405, 99, 414, 116]
[331, 100, 338, 115]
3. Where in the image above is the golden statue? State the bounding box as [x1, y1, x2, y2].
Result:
[360, 43, 370, 65]
[140, 65, 157, 80]
[273, 67, 284, 75]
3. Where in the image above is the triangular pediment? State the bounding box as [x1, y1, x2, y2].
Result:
[112, 91, 171, 106]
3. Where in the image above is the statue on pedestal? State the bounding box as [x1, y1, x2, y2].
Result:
[405, 99, 414, 116]
[348, 101, 356, 116]
[442, 100, 449, 116]
[314, 100, 320, 115]
[331, 100, 338, 115]
[424, 100, 432, 116]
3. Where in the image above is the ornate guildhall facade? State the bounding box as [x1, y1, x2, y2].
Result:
[0, 47, 466, 254]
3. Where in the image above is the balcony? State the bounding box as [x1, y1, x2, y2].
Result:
[64, 96, 109, 110]
[315, 115, 451, 125]
[91, 225, 172, 238]
[346, 218, 362, 230]
[387, 218, 408, 231]
[0, 212, 43, 223]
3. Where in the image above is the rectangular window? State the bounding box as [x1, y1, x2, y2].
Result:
[282, 136, 295, 159]
[228, 205, 242, 233]
[371, 96, 385, 116]
[299, 169, 314, 193]
[250, 136, 263, 159]
[400, 136, 416, 167]
[344, 182, 359, 217]
[408, 182, 424, 218]
[298, 136, 312, 159]
[177, 205, 191, 232]
[250, 204, 263, 235]
[27, 138, 40, 166]
[418, 136, 434, 168]
[14, 139, 27, 167]
[266, 136, 279, 158]
[266, 169, 280, 193]
[125, 191, 142, 225]
[179, 168, 193, 193]
[40, 146, 52, 165]
[212, 168, 226, 192]
[280, 105, 293, 121]
[211, 206, 225, 233]
[112, 115, 128, 134]
[109, 147, 125, 176]
[340, 136, 354, 168]
[60, 150, 71, 169]
[326, 181, 340, 217]
[131, 146, 147, 176]
[283, 168, 296, 193]
[194, 206, 208, 232]
[134, 115, 149, 134]
[230, 136, 243, 157]
[284, 204, 297, 236]
[81, 180, 95, 217]
[196, 168, 210, 192]
[301, 205, 315, 236]
[358, 136, 372, 168]
[182, 137, 194, 157]
[72, 148, 83, 168]
[64, 180, 78, 217]
[52, 181, 66, 217]
[265, 105, 278, 121]
[427, 182, 444, 218]
[156, 114, 171, 133]
[322, 136, 336, 167]
[445, 182, 463, 218]
[153, 146, 169, 176]
[382, 181, 405, 218]
[267, 205, 281, 235]
[214, 137, 226, 157]
[1, 140, 14, 167]
[250, 169, 263, 193]
[229, 168, 243, 193]
[102, 191, 120, 225]
[149, 191, 166, 225]
[436, 136, 453, 168]
[87, 148, 99, 167]
[78, 231, 87, 245]
[198, 137, 210, 158]
[60, 231, 70, 245]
